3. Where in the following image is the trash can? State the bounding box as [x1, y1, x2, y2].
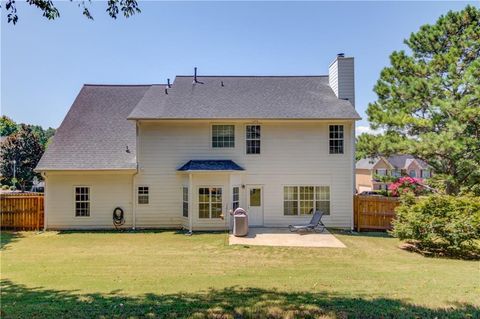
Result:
[233, 208, 248, 237]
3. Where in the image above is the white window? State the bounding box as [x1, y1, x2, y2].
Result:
[284, 186, 330, 216]
[375, 169, 387, 176]
[421, 169, 431, 178]
[138, 186, 149, 205]
[409, 170, 417, 178]
[212, 125, 235, 148]
[232, 186, 240, 210]
[329, 125, 344, 154]
[246, 125, 261, 154]
[182, 187, 188, 217]
[75, 186, 90, 217]
[199, 187, 223, 219]
[392, 169, 401, 177]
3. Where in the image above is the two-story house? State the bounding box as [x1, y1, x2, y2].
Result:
[36, 55, 360, 231]
[355, 155, 432, 193]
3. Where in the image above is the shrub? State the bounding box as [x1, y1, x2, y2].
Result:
[1, 185, 9, 190]
[9, 185, 16, 191]
[391, 194, 480, 256]
[388, 176, 426, 197]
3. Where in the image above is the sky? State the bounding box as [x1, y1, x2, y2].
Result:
[1, 1, 476, 134]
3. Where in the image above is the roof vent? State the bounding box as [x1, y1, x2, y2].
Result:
[221, 81, 224, 87]
[164, 88, 168, 95]
[193, 67, 198, 84]
[167, 78, 171, 88]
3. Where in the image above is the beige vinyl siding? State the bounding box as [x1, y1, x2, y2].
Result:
[355, 168, 373, 192]
[136, 120, 355, 229]
[44, 172, 133, 229]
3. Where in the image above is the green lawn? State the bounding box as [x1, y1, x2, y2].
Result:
[1, 230, 479, 318]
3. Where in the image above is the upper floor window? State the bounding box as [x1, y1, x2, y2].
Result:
[138, 186, 149, 205]
[392, 169, 401, 177]
[409, 170, 417, 178]
[421, 169, 431, 178]
[329, 125, 344, 154]
[75, 186, 90, 217]
[375, 169, 387, 176]
[246, 125, 261, 154]
[212, 125, 235, 148]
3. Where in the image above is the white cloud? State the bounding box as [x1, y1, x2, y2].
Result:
[355, 125, 383, 136]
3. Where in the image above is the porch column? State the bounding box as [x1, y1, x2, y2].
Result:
[188, 173, 193, 233]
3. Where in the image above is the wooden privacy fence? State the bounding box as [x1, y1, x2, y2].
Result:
[354, 195, 400, 231]
[1, 194, 44, 230]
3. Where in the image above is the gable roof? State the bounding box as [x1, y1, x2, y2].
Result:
[36, 85, 151, 171]
[128, 76, 361, 120]
[356, 155, 430, 170]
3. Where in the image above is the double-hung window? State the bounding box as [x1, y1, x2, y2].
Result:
[75, 186, 90, 217]
[375, 169, 387, 176]
[246, 125, 261, 154]
[329, 125, 344, 154]
[183, 187, 189, 217]
[212, 125, 235, 148]
[199, 187, 222, 219]
[421, 169, 431, 178]
[138, 186, 149, 205]
[284, 186, 330, 216]
[232, 187, 240, 210]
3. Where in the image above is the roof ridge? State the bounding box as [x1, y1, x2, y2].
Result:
[174, 75, 328, 78]
[83, 84, 160, 87]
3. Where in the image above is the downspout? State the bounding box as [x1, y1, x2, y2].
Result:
[41, 171, 47, 231]
[351, 121, 356, 231]
[132, 120, 140, 230]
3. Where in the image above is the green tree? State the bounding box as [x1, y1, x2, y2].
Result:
[0, 125, 44, 192]
[0, 115, 18, 136]
[3, 0, 141, 25]
[357, 5, 480, 195]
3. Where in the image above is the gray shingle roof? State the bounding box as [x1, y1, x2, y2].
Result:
[36, 85, 150, 171]
[356, 155, 429, 170]
[128, 76, 361, 120]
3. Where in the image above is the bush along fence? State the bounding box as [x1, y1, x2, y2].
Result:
[354, 195, 400, 231]
[0, 194, 44, 230]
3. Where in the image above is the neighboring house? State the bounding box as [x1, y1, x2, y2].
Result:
[355, 155, 432, 193]
[36, 54, 360, 231]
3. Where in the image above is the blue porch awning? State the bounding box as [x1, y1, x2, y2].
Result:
[177, 160, 245, 172]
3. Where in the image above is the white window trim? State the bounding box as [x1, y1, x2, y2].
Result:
[232, 185, 240, 211]
[210, 123, 236, 149]
[198, 186, 224, 219]
[245, 124, 261, 155]
[328, 124, 345, 155]
[73, 185, 91, 218]
[375, 168, 388, 176]
[137, 185, 150, 206]
[282, 185, 331, 217]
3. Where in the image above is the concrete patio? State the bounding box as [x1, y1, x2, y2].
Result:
[229, 228, 346, 248]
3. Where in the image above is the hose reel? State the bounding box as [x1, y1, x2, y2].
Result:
[113, 207, 125, 229]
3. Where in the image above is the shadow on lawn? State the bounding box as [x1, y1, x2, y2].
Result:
[1, 280, 478, 319]
[0, 231, 20, 250]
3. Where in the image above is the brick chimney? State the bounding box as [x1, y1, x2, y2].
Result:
[328, 53, 355, 107]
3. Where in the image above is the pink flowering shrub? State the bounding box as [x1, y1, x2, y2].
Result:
[388, 176, 425, 197]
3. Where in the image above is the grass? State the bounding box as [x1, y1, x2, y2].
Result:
[1, 230, 479, 318]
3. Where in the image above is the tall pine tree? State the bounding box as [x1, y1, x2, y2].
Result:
[358, 5, 480, 195]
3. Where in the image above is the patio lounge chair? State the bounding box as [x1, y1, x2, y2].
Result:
[288, 210, 326, 233]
